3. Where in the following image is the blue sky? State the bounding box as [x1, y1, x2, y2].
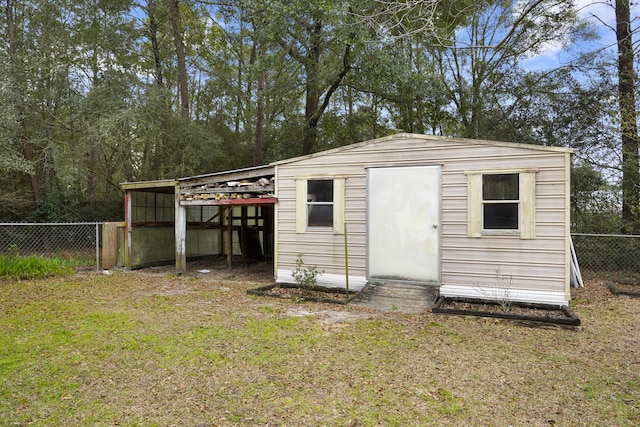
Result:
[523, 0, 640, 71]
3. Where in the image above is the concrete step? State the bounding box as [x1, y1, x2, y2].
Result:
[351, 281, 439, 314]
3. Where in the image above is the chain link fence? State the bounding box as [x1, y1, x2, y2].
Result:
[0, 224, 637, 280]
[572, 233, 640, 282]
[0, 223, 103, 271]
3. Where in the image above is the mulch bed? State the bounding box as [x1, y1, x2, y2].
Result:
[247, 283, 358, 304]
[606, 280, 640, 297]
[432, 296, 581, 328]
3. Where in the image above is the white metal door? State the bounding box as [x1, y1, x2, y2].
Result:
[367, 165, 441, 283]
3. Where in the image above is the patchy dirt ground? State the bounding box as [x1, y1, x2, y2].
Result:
[128, 257, 275, 284]
[124, 259, 622, 325]
[124, 258, 378, 324]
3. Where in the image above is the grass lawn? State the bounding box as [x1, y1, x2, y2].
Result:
[1, 268, 639, 426]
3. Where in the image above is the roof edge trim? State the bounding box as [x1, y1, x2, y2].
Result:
[270, 133, 576, 166]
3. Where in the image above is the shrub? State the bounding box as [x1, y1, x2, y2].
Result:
[291, 253, 323, 288]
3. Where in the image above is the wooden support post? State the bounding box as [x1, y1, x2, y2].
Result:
[241, 205, 247, 263]
[264, 205, 273, 260]
[175, 183, 187, 275]
[344, 222, 349, 296]
[226, 206, 233, 269]
[124, 191, 132, 271]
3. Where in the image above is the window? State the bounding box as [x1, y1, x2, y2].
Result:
[131, 191, 175, 223]
[296, 176, 345, 233]
[482, 174, 519, 230]
[307, 180, 333, 227]
[467, 169, 536, 239]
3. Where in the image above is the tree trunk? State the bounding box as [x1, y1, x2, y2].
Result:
[147, 0, 164, 86]
[615, 0, 640, 233]
[301, 19, 351, 155]
[253, 70, 266, 166]
[21, 133, 41, 211]
[169, 0, 189, 114]
[6, 0, 16, 59]
[302, 19, 323, 155]
[302, 80, 321, 155]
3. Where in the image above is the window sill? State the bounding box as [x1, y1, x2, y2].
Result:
[481, 230, 521, 236]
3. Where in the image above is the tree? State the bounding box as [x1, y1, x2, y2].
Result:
[255, 0, 357, 154]
[169, 0, 190, 114]
[432, 0, 589, 139]
[0, 82, 34, 219]
[614, 0, 640, 232]
[572, 162, 623, 233]
[0, 0, 629, 227]
[253, 69, 266, 165]
[144, 0, 167, 86]
[69, 0, 139, 214]
[352, 0, 477, 43]
[350, 37, 453, 135]
[2, 0, 80, 219]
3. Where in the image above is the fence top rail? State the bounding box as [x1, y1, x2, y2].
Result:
[0, 222, 104, 226]
[572, 233, 640, 238]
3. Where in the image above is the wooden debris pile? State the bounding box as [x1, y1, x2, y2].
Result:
[181, 176, 275, 201]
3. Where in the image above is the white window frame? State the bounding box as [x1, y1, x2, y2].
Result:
[481, 173, 520, 233]
[295, 175, 346, 234]
[466, 168, 536, 239]
[306, 179, 334, 227]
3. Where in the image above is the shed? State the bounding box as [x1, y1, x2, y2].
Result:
[120, 133, 574, 307]
[120, 166, 275, 271]
[272, 133, 574, 306]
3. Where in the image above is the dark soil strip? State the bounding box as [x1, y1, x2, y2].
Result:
[606, 281, 640, 298]
[248, 283, 359, 305]
[432, 296, 581, 327]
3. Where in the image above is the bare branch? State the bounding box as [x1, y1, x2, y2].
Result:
[351, 0, 475, 43]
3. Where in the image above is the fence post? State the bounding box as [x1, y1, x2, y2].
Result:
[95, 223, 100, 273]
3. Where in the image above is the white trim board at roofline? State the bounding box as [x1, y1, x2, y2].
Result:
[270, 133, 575, 167]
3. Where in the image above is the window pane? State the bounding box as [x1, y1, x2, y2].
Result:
[307, 179, 333, 227]
[483, 174, 519, 200]
[308, 205, 333, 227]
[308, 180, 333, 202]
[483, 203, 518, 229]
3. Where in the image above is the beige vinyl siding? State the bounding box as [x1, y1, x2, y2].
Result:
[278, 167, 368, 283]
[441, 158, 567, 293]
[274, 134, 571, 298]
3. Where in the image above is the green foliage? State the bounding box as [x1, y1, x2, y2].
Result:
[0, 247, 74, 280]
[0, 0, 632, 232]
[291, 253, 323, 288]
[0, 103, 32, 176]
[571, 163, 626, 233]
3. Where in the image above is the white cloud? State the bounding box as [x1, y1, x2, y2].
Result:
[522, 0, 640, 70]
